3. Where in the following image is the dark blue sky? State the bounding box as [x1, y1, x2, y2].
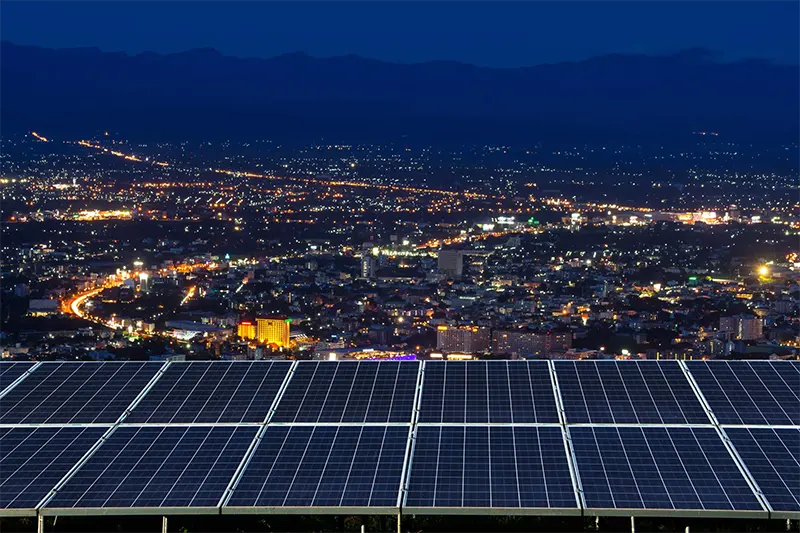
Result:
[2, 1, 798, 67]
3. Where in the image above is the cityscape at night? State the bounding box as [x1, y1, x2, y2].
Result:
[0, 2, 798, 533]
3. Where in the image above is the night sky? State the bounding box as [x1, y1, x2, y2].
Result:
[2, 1, 798, 67]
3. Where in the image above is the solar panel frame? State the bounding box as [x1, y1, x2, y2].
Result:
[723, 427, 800, 519]
[417, 361, 561, 424]
[0, 362, 37, 394]
[554, 360, 711, 425]
[40, 425, 259, 516]
[0, 362, 163, 424]
[0, 426, 107, 516]
[686, 361, 800, 426]
[270, 361, 420, 424]
[124, 361, 292, 424]
[569, 425, 768, 518]
[223, 424, 410, 515]
[402, 425, 580, 515]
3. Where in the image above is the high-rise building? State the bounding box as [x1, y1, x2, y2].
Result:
[237, 320, 256, 340]
[719, 315, 763, 340]
[436, 325, 490, 353]
[438, 250, 463, 279]
[492, 330, 572, 356]
[256, 316, 291, 347]
[361, 255, 376, 279]
[139, 273, 151, 293]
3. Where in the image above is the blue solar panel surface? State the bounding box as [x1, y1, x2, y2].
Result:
[570, 426, 763, 513]
[0, 362, 35, 391]
[126, 361, 291, 423]
[46, 426, 257, 510]
[0, 362, 162, 424]
[724, 427, 800, 513]
[418, 361, 559, 423]
[405, 426, 576, 510]
[555, 360, 709, 424]
[0, 427, 106, 510]
[227, 425, 408, 508]
[1, 360, 795, 518]
[687, 361, 800, 425]
[271, 361, 419, 423]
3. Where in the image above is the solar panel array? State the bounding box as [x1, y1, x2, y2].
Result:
[271, 361, 419, 423]
[0, 359, 797, 520]
[46, 426, 258, 512]
[686, 361, 800, 425]
[404, 426, 577, 513]
[227, 425, 408, 511]
[0, 362, 162, 424]
[418, 361, 559, 423]
[125, 361, 292, 424]
[570, 426, 763, 514]
[555, 360, 709, 424]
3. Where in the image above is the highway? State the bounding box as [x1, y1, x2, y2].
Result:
[65, 288, 103, 320]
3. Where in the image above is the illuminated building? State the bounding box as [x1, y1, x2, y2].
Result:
[719, 315, 763, 341]
[237, 321, 256, 340]
[436, 325, 490, 354]
[256, 316, 291, 347]
[139, 273, 151, 293]
[491, 330, 572, 357]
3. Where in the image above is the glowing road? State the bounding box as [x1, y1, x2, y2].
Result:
[66, 288, 103, 320]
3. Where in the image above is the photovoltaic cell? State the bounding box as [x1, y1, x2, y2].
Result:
[271, 361, 419, 423]
[0, 362, 162, 424]
[0, 427, 106, 510]
[724, 427, 800, 514]
[227, 425, 408, 509]
[126, 361, 291, 423]
[45, 426, 257, 510]
[554, 360, 709, 424]
[417, 361, 560, 424]
[404, 426, 576, 510]
[687, 361, 800, 425]
[0, 362, 34, 392]
[570, 426, 763, 513]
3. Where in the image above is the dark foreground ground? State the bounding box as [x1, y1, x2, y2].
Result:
[2, 515, 797, 533]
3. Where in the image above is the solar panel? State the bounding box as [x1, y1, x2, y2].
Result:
[44, 426, 257, 512]
[417, 361, 560, 424]
[404, 426, 577, 512]
[687, 361, 800, 425]
[0, 427, 106, 512]
[554, 360, 709, 424]
[0, 362, 35, 392]
[0, 362, 162, 424]
[270, 361, 419, 423]
[125, 361, 291, 424]
[724, 427, 800, 515]
[570, 426, 764, 515]
[226, 425, 408, 511]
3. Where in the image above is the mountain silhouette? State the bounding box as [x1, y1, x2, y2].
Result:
[2, 41, 797, 142]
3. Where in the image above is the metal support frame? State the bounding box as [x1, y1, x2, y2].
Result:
[397, 361, 424, 513]
[162, 515, 168, 533]
[0, 361, 42, 399]
[37, 513, 44, 533]
[549, 360, 585, 512]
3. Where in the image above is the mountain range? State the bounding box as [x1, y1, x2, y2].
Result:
[2, 41, 797, 142]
